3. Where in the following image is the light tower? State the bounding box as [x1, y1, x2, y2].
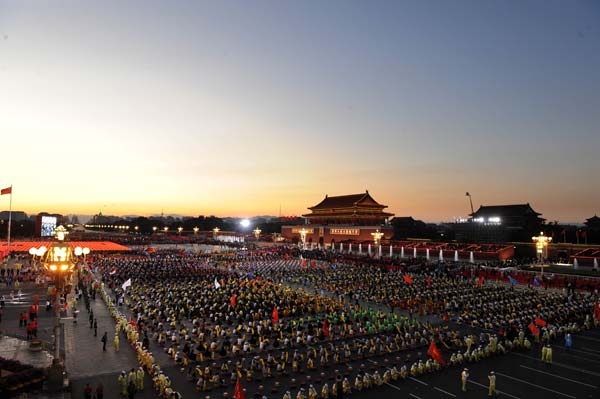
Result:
[253, 227, 261, 240]
[298, 227, 308, 250]
[371, 229, 384, 257]
[532, 232, 552, 275]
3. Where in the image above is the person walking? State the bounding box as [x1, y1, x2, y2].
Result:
[114, 333, 120, 352]
[93, 319, 98, 337]
[488, 371, 496, 396]
[127, 380, 136, 399]
[118, 371, 127, 397]
[95, 383, 104, 399]
[101, 332, 108, 351]
[83, 383, 92, 399]
[565, 333, 573, 350]
[461, 368, 469, 392]
[136, 367, 144, 391]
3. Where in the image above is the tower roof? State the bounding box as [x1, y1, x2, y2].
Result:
[308, 191, 386, 210]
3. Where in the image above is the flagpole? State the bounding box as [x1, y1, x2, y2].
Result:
[7, 185, 12, 253]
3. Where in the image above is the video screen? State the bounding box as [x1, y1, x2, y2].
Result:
[41, 216, 57, 237]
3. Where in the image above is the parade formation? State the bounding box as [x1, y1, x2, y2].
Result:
[68, 247, 600, 398]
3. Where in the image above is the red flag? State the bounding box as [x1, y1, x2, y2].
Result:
[234, 378, 245, 399]
[478, 276, 484, 287]
[535, 317, 546, 327]
[427, 276, 431, 287]
[230, 293, 237, 307]
[272, 306, 279, 324]
[323, 319, 329, 337]
[403, 274, 413, 285]
[528, 322, 539, 336]
[130, 316, 138, 332]
[310, 261, 316, 268]
[427, 340, 445, 365]
[0, 186, 11, 195]
[301, 259, 307, 267]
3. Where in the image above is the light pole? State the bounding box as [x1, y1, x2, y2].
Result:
[298, 228, 308, 250]
[371, 229, 384, 258]
[213, 227, 220, 239]
[193, 227, 199, 235]
[30, 226, 89, 391]
[532, 232, 551, 276]
[152, 226, 157, 234]
[178, 226, 183, 236]
[253, 227, 261, 241]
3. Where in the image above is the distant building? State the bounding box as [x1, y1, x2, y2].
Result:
[585, 215, 600, 230]
[282, 191, 394, 247]
[391, 216, 431, 239]
[452, 203, 544, 243]
[584, 214, 600, 244]
[0, 211, 28, 221]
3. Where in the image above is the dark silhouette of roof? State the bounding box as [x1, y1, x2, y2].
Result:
[308, 191, 385, 210]
[470, 204, 542, 217]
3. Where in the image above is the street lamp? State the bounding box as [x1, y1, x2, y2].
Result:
[372, 229, 384, 257]
[193, 227, 199, 235]
[253, 228, 261, 240]
[30, 226, 89, 391]
[298, 228, 308, 250]
[532, 232, 551, 276]
[163, 226, 169, 233]
[213, 227, 220, 238]
[178, 226, 183, 235]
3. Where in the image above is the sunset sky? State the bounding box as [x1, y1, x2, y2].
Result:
[1, 1, 598, 222]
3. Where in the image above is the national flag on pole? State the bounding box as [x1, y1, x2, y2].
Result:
[478, 276, 484, 287]
[426, 276, 431, 287]
[121, 278, 132, 291]
[214, 277, 221, 289]
[0, 186, 11, 195]
[535, 317, 547, 327]
[230, 293, 237, 307]
[272, 306, 279, 324]
[533, 276, 540, 287]
[528, 322, 539, 336]
[322, 318, 329, 337]
[508, 276, 518, 286]
[234, 378, 245, 399]
[427, 340, 445, 365]
[403, 274, 413, 285]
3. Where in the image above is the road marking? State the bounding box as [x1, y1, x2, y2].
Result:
[495, 371, 576, 399]
[550, 348, 600, 364]
[409, 394, 422, 399]
[384, 382, 402, 391]
[573, 335, 600, 343]
[510, 351, 600, 377]
[434, 386, 456, 397]
[467, 380, 521, 399]
[519, 365, 597, 388]
[570, 346, 600, 355]
[409, 376, 428, 386]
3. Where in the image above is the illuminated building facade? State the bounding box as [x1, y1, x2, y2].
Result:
[281, 191, 394, 247]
